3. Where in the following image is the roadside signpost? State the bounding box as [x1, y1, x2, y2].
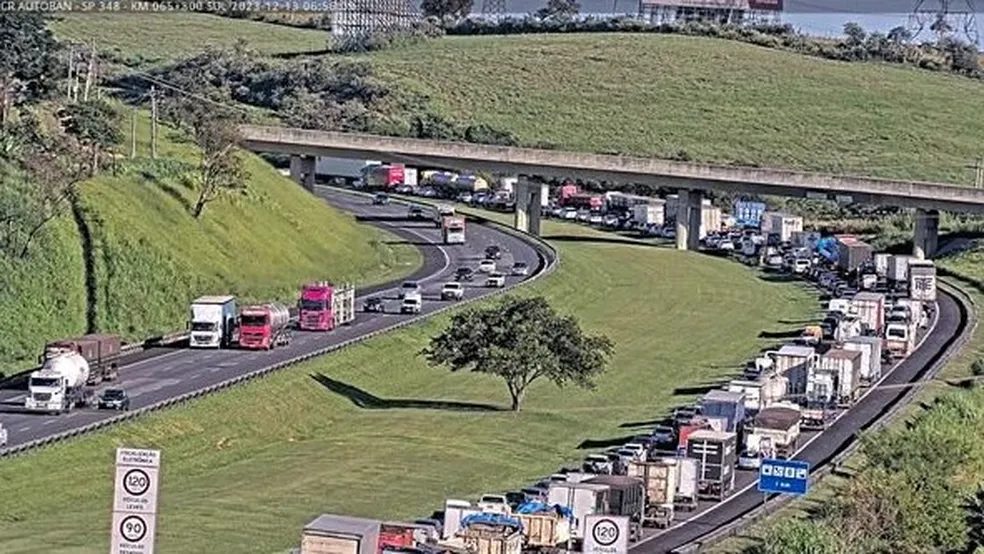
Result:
[757, 458, 810, 496]
[584, 514, 629, 554]
[111, 448, 161, 554]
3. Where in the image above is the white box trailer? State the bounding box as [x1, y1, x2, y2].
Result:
[873, 253, 890, 276]
[844, 336, 883, 383]
[770, 345, 818, 396]
[546, 483, 609, 540]
[851, 292, 886, 335]
[818, 348, 863, 405]
[632, 203, 665, 226]
[887, 255, 915, 283]
[909, 260, 937, 303]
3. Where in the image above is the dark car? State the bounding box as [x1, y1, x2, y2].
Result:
[408, 206, 425, 219]
[98, 388, 130, 411]
[485, 245, 502, 260]
[372, 193, 389, 205]
[363, 298, 385, 313]
[455, 267, 475, 282]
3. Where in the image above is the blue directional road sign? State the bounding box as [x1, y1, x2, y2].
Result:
[757, 458, 810, 496]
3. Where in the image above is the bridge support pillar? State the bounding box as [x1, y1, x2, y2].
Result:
[514, 176, 542, 236]
[289, 155, 316, 192]
[913, 208, 939, 260]
[675, 190, 703, 251]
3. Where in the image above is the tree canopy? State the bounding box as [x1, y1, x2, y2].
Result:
[0, 14, 62, 124]
[421, 296, 614, 411]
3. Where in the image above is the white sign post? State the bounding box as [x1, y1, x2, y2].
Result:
[583, 515, 629, 554]
[111, 448, 161, 554]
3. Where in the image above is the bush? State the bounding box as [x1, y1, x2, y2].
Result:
[972, 359, 984, 376]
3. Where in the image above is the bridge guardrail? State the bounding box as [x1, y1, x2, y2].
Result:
[0, 190, 559, 458]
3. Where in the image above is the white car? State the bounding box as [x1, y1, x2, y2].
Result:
[563, 208, 578, 220]
[620, 443, 647, 462]
[589, 214, 604, 226]
[576, 210, 591, 222]
[477, 259, 496, 273]
[400, 296, 422, 314]
[738, 451, 762, 470]
[441, 282, 464, 301]
[718, 240, 735, 251]
[485, 273, 506, 288]
[511, 261, 529, 276]
[398, 281, 421, 299]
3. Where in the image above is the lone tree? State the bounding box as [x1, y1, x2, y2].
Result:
[421, 296, 614, 411]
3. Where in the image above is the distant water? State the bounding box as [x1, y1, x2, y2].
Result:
[463, 0, 983, 46]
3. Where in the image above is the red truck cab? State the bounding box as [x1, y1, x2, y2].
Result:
[238, 303, 292, 350]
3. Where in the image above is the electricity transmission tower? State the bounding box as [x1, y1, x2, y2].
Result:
[907, 0, 980, 45]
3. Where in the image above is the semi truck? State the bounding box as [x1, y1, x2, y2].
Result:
[238, 303, 293, 350]
[298, 282, 356, 332]
[908, 260, 937, 303]
[189, 295, 238, 348]
[433, 204, 455, 228]
[626, 460, 677, 528]
[442, 216, 466, 244]
[43, 334, 122, 385]
[25, 350, 94, 414]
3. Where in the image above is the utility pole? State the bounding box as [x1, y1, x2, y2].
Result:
[969, 158, 984, 188]
[66, 45, 75, 101]
[150, 86, 158, 159]
[82, 43, 96, 102]
[130, 109, 137, 159]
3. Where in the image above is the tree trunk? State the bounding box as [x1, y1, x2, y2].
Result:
[192, 192, 208, 218]
[510, 389, 524, 412]
[90, 147, 99, 177]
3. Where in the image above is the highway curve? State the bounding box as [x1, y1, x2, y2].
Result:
[0, 187, 547, 453]
[632, 287, 968, 554]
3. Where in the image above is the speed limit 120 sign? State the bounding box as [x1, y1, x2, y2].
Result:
[111, 448, 161, 554]
[583, 515, 629, 554]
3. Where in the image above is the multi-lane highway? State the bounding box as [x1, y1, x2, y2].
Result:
[633, 288, 968, 553]
[0, 187, 548, 452]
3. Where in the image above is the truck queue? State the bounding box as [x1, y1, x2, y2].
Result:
[290, 185, 939, 554]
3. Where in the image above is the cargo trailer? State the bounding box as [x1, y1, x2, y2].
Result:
[727, 380, 764, 413]
[873, 253, 890, 276]
[745, 405, 801, 458]
[843, 336, 883, 383]
[546, 483, 609, 541]
[584, 475, 644, 540]
[673, 457, 700, 511]
[835, 235, 874, 273]
[44, 334, 122, 385]
[733, 200, 766, 228]
[188, 295, 238, 348]
[299, 282, 356, 332]
[626, 460, 677, 528]
[632, 203, 665, 227]
[513, 510, 571, 548]
[301, 514, 381, 554]
[851, 292, 886, 335]
[455, 514, 523, 554]
[770, 345, 818, 397]
[686, 430, 738, 500]
[699, 390, 746, 433]
[908, 260, 937, 303]
[887, 255, 915, 286]
[442, 500, 479, 540]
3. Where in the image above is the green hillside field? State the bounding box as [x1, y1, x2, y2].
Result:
[0, 112, 420, 372]
[0, 215, 817, 553]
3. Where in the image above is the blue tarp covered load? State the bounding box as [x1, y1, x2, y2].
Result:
[460, 513, 524, 532]
[515, 501, 574, 521]
[453, 174, 477, 186]
[816, 237, 838, 262]
[430, 172, 455, 185]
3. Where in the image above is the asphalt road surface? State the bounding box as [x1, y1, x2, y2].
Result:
[0, 187, 544, 451]
[632, 289, 967, 553]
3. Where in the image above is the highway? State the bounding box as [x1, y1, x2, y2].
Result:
[0, 187, 547, 452]
[632, 288, 967, 553]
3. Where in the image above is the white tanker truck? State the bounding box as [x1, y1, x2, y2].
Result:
[25, 350, 95, 414]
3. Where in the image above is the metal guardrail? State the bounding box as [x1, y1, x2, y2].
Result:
[676, 278, 977, 553]
[0, 191, 559, 459]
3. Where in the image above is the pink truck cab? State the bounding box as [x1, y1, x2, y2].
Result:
[238, 303, 292, 350]
[298, 282, 357, 331]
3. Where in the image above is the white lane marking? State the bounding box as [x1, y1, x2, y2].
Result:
[42, 419, 58, 426]
[631, 300, 942, 547]
[127, 378, 183, 398]
[17, 425, 30, 432]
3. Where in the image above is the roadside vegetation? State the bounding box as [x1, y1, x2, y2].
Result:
[0, 218, 816, 553]
[0, 14, 420, 372]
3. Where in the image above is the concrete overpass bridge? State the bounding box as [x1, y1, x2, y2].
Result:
[240, 124, 984, 259]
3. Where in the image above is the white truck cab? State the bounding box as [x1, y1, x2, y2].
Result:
[189, 295, 237, 348]
[401, 294, 422, 314]
[485, 273, 506, 288]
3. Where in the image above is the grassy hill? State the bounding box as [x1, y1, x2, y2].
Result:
[0, 113, 419, 372]
[367, 34, 984, 184]
[0, 215, 816, 553]
[48, 13, 330, 67]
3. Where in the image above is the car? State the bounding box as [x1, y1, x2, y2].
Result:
[511, 261, 529, 276]
[457, 192, 473, 204]
[363, 298, 385, 313]
[620, 443, 647, 462]
[455, 267, 475, 282]
[589, 214, 604, 226]
[650, 425, 676, 446]
[441, 282, 464, 301]
[485, 245, 502, 260]
[738, 451, 762, 470]
[408, 206, 425, 219]
[395, 185, 414, 194]
[582, 454, 613, 474]
[477, 259, 496, 273]
[576, 210, 591, 223]
[718, 239, 735, 251]
[372, 193, 389, 205]
[398, 281, 421, 299]
[98, 388, 131, 411]
[485, 273, 506, 288]
[400, 296, 422, 314]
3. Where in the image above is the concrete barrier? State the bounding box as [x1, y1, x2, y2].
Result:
[0, 195, 559, 459]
